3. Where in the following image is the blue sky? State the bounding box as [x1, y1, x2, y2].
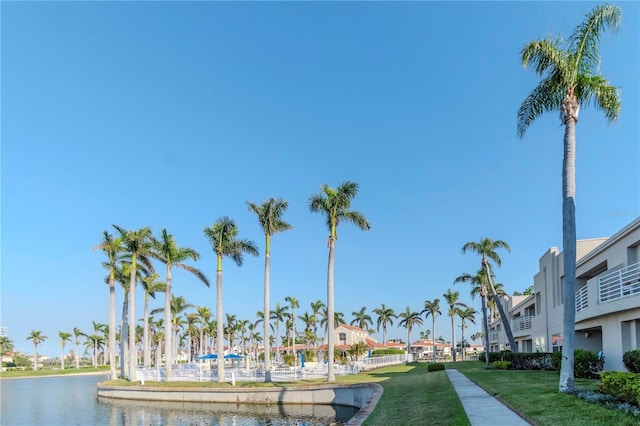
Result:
[2, 2, 638, 359]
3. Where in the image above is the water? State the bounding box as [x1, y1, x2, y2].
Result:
[0, 375, 357, 425]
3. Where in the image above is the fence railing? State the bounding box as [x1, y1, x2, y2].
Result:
[598, 262, 640, 303]
[576, 285, 589, 312]
[512, 315, 533, 332]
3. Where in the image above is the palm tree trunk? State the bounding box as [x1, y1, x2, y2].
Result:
[143, 293, 150, 368]
[432, 318, 437, 363]
[34, 346, 39, 370]
[327, 237, 336, 383]
[128, 255, 137, 381]
[164, 264, 173, 381]
[120, 291, 129, 378]
[560, 106, 577, 393]
[451, 315, 456, 362]
[109, 276, 117, 377]
[75, 340, 80, 369]
[262, 250, 271, 382]
[481, 292, 490, 368]
[216, 265, 225, 383]
[484, 261, 518, 353]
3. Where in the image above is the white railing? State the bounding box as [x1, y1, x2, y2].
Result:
[512, 315, 533, 332]
[489, 332, 499, 342]
[598, 262, 640, 303]
[576, 285, 589, 312]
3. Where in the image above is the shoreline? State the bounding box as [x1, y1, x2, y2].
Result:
[0, 370, 110, 380]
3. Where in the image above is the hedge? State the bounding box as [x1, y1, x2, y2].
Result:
[601, 371, 640, 407]
[427, 363, 445, 371]
[479, 351, 553, 370]
[623, 349, 640, 374]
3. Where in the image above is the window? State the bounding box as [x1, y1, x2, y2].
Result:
[535, 337, 545, 352]
[339, 333, 346, 345]
[552, 333, 563, 352]
[536, 293, 541, 315]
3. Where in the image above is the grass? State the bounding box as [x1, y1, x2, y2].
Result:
[0, 366, 109, 378]
[451, 361, 638, 426]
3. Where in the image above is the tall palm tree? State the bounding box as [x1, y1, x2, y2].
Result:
[350, 306, 373, 331]
[154, 228, 209, 379]
[141, 273, 165, 367]
[196, 306, 212, 357]
[284, 296, 299, 355]
[309, 181, 371, 382]
[454, 269, 492, 368]
[270, 302, 289, 364]
[93, 231, 124, 378]
[73, 327, 84, 369]
[397, 307, 423, 355]
[113, 225, 154, 380]
[372, 304, 397, 346]
[204, 216, 259, 382]
[462, 238, 516, 354]
[224, 313, 237, 353]
[421, 299, 441, 363]
[58, 331, 72, 370]
[443, 290, 464, 362]
[26, 330, 47, 370]
[458, 307, 476, 361]
[247, 197, 292, 381]
[517, 4, 621, 393]
[152, 295, 194, 363]
[310, 300, 326, 337]
[0, 336, 14, 356]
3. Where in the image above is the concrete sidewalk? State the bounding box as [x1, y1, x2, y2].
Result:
[445, 369, 531, 426]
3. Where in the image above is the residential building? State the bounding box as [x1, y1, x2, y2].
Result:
[489, 217, 640, 371]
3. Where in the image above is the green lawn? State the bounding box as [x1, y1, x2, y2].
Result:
[450, 361, 638, 426]
[0, 366, 109, 378]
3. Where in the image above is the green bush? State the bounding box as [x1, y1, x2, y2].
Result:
[371, 348, 405, 356]
[601, 371, 640, 407]
[479, 351, 553, 370]
[550, 349, 603, 378]
[283, 354, 295, 366]
[303, 350, 315, 362]
[623, 349, 640, 373]
[426, 363, 445, 371]
[493, 360, 512, 369]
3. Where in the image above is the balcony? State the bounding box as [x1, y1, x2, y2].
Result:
[598, 261, 640, 303]
[512, 315, 532, 332]
[576, 285, 589, 312]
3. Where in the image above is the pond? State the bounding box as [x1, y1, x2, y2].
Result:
[0, 374, 357, 425]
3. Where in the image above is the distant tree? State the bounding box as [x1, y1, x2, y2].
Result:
[397, 307, 423, 355]
[350, 306, 373, 331]
[443, 290, 464, 362]
[372, 304, 397, 346]
[458, 307, 477, 361]
[58, 331, 72, 370]
[422, 299, 441, 363]
[26, 330, 48, 370]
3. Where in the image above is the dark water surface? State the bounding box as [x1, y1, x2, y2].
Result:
[0, 375, 357, 425]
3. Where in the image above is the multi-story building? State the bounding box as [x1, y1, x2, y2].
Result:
[489, 216, 640, 371]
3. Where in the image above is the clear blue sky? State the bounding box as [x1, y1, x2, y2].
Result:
[2, 2, 638, 358]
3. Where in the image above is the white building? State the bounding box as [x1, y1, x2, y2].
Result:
[490, 217, 640, 371]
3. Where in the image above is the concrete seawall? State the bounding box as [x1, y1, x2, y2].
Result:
[97, 382, 383, 425]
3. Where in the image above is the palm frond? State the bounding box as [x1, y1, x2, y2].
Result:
[174, 263, 210, 287]
[517, 76, 565, 138]
[521, 36, 566, 77]
[576, 74, 620, 123]
[569, 4, 621, 76]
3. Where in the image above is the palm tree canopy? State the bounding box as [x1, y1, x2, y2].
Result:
[462, 238, 510, 267]
[204, 216, 259, 268]
[422, 299, 441, 318]
[398, 307, 423, 330]
[372, 304, 397, 331]
[247, 198, 293, 237]
[155, 228, 210, 286]
[309, 181, 371, 239]
[517, 4, 621, 137]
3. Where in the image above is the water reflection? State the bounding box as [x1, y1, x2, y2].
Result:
[97, 397, 357, 425]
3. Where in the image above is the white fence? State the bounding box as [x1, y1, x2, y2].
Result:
[598, 261, 640, 303]
[575, 285, 589, 312]
[137, 354, 409, 383]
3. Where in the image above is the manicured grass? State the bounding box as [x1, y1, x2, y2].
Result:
[0, 367, 109, 378]
[450, 361, 638, 426]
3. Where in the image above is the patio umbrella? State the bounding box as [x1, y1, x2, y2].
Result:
[196, 353, 217, 360]
[224, 354, 245, 359]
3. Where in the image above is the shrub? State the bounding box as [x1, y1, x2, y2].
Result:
[371, 348, 405, 356]
[283, 354, 295, 366]
[427, 363, 445, 371]
[623, 349, 640, 373]
[493, 360, 512, 369]
[303, 350, 315, 362]
[480, 352, 553, 370]
[550, 349, 603, 378]
[601, 371, 640, 407]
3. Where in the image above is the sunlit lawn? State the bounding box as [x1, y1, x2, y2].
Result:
[0, 366, 109, 378]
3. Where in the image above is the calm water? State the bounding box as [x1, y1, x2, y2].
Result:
[0, 375, 357, 425]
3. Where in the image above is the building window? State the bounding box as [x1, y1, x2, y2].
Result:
[339, 333, 346, 345]
[552, 333, 563, 352]
[536, 293, 541, 315]
[535, 337, 545, 352]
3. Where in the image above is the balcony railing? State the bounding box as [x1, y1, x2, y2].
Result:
[598, 261, 640, 303]
[512, 315, 532, 332]
[489, 332, 499, 342]
[576, 285, 589, 312]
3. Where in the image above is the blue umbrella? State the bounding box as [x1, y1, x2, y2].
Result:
[301, 353, 305, 368]
[224, 354, 245, 359]
[197, 353, 217, 360]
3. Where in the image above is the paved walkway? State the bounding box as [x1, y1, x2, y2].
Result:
[446, 369, 531, 426]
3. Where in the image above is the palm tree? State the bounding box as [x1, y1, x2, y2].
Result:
[73, 327, 84, 369]
[284, 296, 299, 355]
[462, 238, 516, 354]
[421, 299, 441, 363]
[247, 197, 292, 381]
[152, 295, 194, 363]
[310, 300, 326, 337]
[58, 331, 72, 370]
[372, 304, 396, 346]
[454, 268, 492, 368]
[309, 181, 371, 382]
[93, 231, 124, 378]
[443, 290, 464, 362]
[517, 4, 621, 393]
[204, 216, 259, 382]
[26, 330, 48, 370]
[350, 306, 373, 331]
[113, 225, 154, 380]
[0, 336, 14, 356]
[196, 306, 212, 357]
[154, 228, 209, 380]
[270, 302, 289, 364]
[141, 272, 165, 367]
[458, 307, 476, 361]
[397, 307, 423, 355]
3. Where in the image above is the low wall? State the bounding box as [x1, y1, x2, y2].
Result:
[97, 382, 383, 425]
